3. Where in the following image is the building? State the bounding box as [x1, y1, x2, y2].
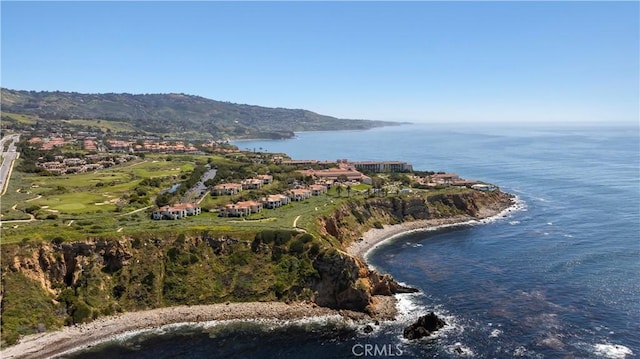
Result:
[352, 161, 413, 173]
[309, 184, 328, 196]
[256, 174, 273, 184]
[471, 183, 497, 192]
[152, 203, 201, 220]
[288, 188, 312, 201]
[298, 168, 371, 184]
[212, 183, 243, 196]
[241, 178, 263, 190]
[263, 194, 291, 209]
[218, 200, 263, 217]
[431, 173, 460, 184]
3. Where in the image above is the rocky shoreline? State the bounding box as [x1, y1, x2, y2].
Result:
[348, 196, 519, 261]
[2, 194, 518, 358]
[0, 302, 328, 358]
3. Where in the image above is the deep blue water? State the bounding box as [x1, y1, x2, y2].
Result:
[71, 123, 639, 358]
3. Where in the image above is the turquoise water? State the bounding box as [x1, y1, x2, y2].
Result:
[71, 123, 639, 358]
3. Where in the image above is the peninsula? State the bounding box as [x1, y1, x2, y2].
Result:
[0, 125, 515, 357]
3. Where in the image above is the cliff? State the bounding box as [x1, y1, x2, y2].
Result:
[0, 189, 513, 346]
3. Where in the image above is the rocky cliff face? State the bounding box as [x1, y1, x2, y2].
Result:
[318, 189, 513, 245]
[1, 189, 513, 345]
[311, 189, 513, 314]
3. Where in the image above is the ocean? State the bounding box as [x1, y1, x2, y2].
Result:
[70, 123, 639, 358]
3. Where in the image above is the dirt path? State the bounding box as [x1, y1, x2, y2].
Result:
[117, 205, 151, 217]
[293, 215, 301, 228]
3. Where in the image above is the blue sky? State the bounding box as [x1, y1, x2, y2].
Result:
[1, 1, 638, 124]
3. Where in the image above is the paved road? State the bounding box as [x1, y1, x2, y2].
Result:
[0, 134, 20, 195]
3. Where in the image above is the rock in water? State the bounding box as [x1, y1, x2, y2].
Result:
[403, 312, 446, 340]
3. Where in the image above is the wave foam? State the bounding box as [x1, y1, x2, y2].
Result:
[446, 342, 475, 357]
[593, 343, 634, 358]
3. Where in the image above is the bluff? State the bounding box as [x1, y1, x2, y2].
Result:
[0, 190, 513, 346]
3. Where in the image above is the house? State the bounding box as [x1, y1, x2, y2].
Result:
[256, 174, 273, 184]
[219, 203, 250, 217]
[309, 184, 328, 196]
[172, 203, 202, 216]
[219, 200, 263, 217]
[263, 194, 290, 209]
[288, 189, 312, 201]
[241, 178, 263, 190]
[212, 183, 243, 196]
[431, 173, 460, 185]
[152, 203, 201, 220]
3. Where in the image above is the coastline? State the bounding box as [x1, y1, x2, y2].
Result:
[347, 195, 521, 261]
[1, 302, 342, 359]
[3, 195, 519, 358]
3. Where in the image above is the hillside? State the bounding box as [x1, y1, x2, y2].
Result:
[0, 89, 402, 139]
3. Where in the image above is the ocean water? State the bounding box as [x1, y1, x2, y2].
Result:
[70, 123, 639, 358]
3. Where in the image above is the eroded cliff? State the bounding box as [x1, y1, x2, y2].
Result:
[1, 189, 513, 346]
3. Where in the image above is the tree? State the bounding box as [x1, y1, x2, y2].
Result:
[346, 185, 352, 197]
[336, 186, 343, 197]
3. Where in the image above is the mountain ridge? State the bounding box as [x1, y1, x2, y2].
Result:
[0, 88, 405, 139]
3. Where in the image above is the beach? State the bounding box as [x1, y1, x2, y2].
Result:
[347, 215, 475, 260]
[1, 302, 341, 359]
[347, 197, 518, 261]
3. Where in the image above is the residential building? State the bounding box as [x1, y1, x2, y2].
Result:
[309, 184, 328, 196]
[241, 178, 263, 190]
[256, 174, 273, 184]
[263, 194, 290, 209]
[288, 188, 312, 201]
[219, 200, 263, 217]
[212, 183, 243, 196]
[152, 203, 201, 220]
[431, 173, 460, 184]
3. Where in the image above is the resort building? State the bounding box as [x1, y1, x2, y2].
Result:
[241, 178, 263, 190]
[309, 184, 328, 196]
[298, 168, 372, 184]
[152, 203, 201, 220]
[256, 174, 273, 184]
[212, 183, 243, 196]
[263, 194, 291, 209]
[431, 173, 460, 185]
[219, 200, 263, 217]
[352, 161, 413, 173]
[288, 188, 312, 201]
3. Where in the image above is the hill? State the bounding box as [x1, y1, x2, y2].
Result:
[0, 88, 403, 139]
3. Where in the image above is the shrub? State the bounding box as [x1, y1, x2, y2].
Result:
[289, 238, 305, 255]
[72, 302, 92, 324]
[373, 221, 384, 229]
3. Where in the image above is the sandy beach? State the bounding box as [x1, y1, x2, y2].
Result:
[347, 198, 519, 261]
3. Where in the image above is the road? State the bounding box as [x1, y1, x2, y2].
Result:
[0, 134, 20, 195]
